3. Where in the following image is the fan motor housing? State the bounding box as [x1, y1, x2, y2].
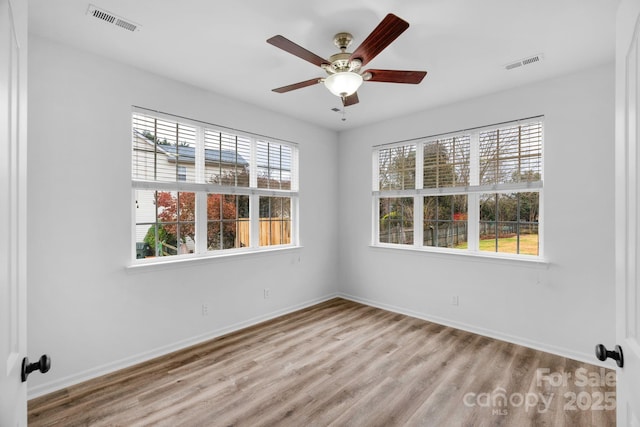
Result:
[328, 52, 352, 71]
[323, 32, 362, 74]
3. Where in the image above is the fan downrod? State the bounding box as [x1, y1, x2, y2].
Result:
[333, 32, 353, 51]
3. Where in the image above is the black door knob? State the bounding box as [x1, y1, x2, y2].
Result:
[21, 354, 51, 382]
[595, 344, 623, 368]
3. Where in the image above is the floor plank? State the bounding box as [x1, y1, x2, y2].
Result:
[28, 298, 616, 426]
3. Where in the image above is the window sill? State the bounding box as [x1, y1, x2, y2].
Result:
[127, 245, 302, 272]
[369, 243, 548, 267]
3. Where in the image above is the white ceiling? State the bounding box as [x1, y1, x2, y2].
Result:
[29, 0, 619, 131]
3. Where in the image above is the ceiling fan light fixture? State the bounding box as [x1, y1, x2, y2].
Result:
[324, 71, 363, 97]
[267, 14, 425, 106]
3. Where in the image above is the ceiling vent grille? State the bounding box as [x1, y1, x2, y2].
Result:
[87, 5, 140, 32]
[504, 54, 543, 71]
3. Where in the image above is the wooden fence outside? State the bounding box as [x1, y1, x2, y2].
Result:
[236, 219, 291, 247]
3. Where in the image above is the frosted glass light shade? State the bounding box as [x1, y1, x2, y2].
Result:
[324, 72, 363, 97]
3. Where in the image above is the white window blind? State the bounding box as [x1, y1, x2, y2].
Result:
[423, 136, 470, 189]
[132, 114, 197, 183]
[480, 122, 542, 185]
[378, 145, 416, 191]
[257, 140, 293, 190]
[204, 130, 251, 187]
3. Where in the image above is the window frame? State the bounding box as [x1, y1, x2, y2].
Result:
[131, 108, 299, 265]
[372, 117, 544, 261]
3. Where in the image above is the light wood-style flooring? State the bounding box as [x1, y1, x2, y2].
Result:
[28, 298, 616, 426]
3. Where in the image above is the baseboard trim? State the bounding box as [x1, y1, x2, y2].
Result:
[338, 292, 609, 369]
[27, 293, 340, 400]
[29, 291, 609, 399]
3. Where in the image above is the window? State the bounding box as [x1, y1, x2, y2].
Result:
[373, 118, 543, 258]
[424, 195, 468, 249]
[379, 197, 414, 245]
[207, 194, 250, 250]
[259, 197, 291, 246]
[132, 109, 298, 261]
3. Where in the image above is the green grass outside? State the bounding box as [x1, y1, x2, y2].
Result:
[455, 234, 538, 255]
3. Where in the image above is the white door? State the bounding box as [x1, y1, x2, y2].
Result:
[0, 0, 28, 425]
[616, 0, 640, 425]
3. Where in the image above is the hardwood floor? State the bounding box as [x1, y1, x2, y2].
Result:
[28, 298, 616, 426]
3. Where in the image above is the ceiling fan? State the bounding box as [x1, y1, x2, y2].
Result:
[267, 13, 427, 107]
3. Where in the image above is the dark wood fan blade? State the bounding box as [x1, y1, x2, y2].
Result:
[364, 69, 427, 84]
[350, 14, 409, 66]
[272, 78, 321, 93]
[267, 35, 329, 67]
[342, 92, 359, 107]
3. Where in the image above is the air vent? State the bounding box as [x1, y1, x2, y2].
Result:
[504, 54, 543, 71]
[87, 5, 140, 32]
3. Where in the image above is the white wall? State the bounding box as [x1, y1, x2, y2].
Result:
[27, 35, 339, 397]
[337, 63, 616, 364]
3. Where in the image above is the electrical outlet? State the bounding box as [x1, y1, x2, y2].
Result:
[264, 288, 270, 299]
[451, 296, 459, 306]
[202, 304, 209, 316]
